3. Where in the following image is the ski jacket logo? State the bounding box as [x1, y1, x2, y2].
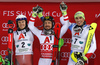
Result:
[44, 37, 50, 43]
[89, 26, 93, 30]
[18, 33, 25, 40]
[74, 32, 79, 35]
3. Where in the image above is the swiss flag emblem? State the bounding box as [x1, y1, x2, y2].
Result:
[18, 33, 25, 40]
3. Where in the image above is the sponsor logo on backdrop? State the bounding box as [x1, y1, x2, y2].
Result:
[3, 11, 32, 16]
[0, 50, 7, 55]
[89, 53, 96, 59]
[95, 13, 100, 18]
[63, 38, 72, 46]
[1, 36, 8, 45]
[52, 11, 61, 17]
[61, 52, 70, 61]
[3, 10, 61, 17]
[2, 10, 61, 31]
[2, 23, 15, 31]
[2, 23, 8, 28]
[61, 52, 70, 58]
[0, 50, 14, 56]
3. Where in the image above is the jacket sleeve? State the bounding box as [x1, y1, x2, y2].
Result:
[28, 17, 41, 37]
[60, 15, 71, 38]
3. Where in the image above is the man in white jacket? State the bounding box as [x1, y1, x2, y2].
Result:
[28, 5, 69, 65]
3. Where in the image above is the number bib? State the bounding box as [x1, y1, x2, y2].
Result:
[71, 38, 86, 52]
[15, 41, 33, 55]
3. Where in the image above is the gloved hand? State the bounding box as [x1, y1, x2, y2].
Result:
[4, 57, 10, 65]
[32, 5, 38, 17]
[81, 53, 88, 62]
[75, 52, 88, 62]
[60, 1, 68, 16]
[75, 59, 84, 65]
[74, 52, 85, 65]
[71, 52, 88, 64]
[4, 56, 12, 65]
[4, 57, 13, 65]
[37, 6, 43, 18]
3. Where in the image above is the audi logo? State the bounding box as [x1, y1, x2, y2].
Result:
[2, 42, 7, 45]
[0, 50, 7, 55]
[41, 44, 53, 51]
[61, 52, 70, 58]
[2, 23, 15, 28]
[1, 36, 8, 42]
[0, 50, 14, 56]
[63, 38, 72, 43]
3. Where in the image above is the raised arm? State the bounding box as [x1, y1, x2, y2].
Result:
[59, 2, 71, 38]
[28, 6, 42, 37]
